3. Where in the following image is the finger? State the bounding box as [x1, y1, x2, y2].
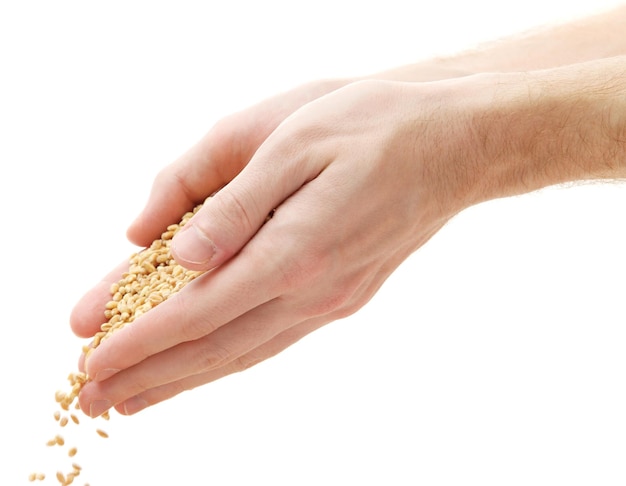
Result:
[127, 80, 349, 249]
[169, 119, 328, 272]
[69, 260, 129, 338]
[78, 294, 308, 416]
[85, 161, 363, 383]
[83, 217, 293, 383]
[81, 256, 392, 416]
[115, 317, 329, 415]
[126, 123, 250, 247]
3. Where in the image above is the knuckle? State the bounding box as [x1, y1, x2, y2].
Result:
[331, 276, 379, 320]
[205, 116, 254, 181]
[193, 340, 232, 372]
[274, 241, 329, 292]
[157, 164, 195, 204]
[231, 353, 264, 374]
[172, 292, 219, 342]
[206, 114, 238, 148]
[211, 188, 258, 240]
[305, 285, 356, 317]
[297, 270, 372, 319]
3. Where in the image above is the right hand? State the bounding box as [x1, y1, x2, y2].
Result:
[71, 77, 482, 417]
[125, 78, 356, 250]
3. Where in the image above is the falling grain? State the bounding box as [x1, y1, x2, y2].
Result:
[37, 202, 221, 483]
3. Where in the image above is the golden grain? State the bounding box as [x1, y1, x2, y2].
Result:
[104, 301, 117, 310]
[46, 434, 65, 447]
[40, 204, 208, 484]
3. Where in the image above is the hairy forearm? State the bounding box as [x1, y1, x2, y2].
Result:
[449, 56, 626, 208]
[371, 4, 626, 82]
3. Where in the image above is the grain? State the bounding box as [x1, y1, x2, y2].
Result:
[36, 203, 207, 484]
[46, 434, 65, 447]
[82, 205, 204, 362]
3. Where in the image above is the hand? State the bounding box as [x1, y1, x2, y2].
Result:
[128, 78, 355, 248]
[71, 78, 476, 417]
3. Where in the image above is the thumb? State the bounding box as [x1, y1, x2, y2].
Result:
[170, 170, 282, 272]
[170, 105, 330, 272]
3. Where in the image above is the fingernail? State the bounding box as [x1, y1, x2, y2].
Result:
[123, 396, 149, 415]
[89, 399, 111, 418]
[94, 368, 120, 382]
[173, 225, 216, 264]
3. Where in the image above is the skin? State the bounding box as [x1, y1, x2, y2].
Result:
[70, 5, 626, 417]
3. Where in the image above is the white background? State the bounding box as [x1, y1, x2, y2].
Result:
[3, 0, 626, 484]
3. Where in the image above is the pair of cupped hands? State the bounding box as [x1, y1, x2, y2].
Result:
[72, 71, 482, 418]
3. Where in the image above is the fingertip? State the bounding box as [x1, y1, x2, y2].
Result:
[126, 158, 223, 247]
[69, 261, 129, 338]
[169, 182, 278, 272]
[69, 280, 111, 339]
[119, 396, 149, 415]
[170, 224, 220, 272]
[82, 339, 116, 382]
[125, 216, 149, 247]
[77, 346, 88, 372]
[126, 206, 171, 247]
[77, 382, 110, 418]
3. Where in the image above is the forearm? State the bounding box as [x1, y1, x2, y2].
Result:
[370, 4, 626, 82]
[443, 56, 626, 210]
